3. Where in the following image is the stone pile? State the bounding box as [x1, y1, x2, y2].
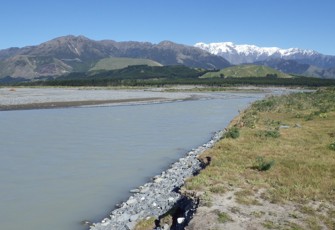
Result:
[90, 131, 224, 230]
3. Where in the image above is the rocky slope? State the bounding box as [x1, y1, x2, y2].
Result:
[253, 59, 335, 79]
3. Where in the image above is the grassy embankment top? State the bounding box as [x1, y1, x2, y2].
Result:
[183, 87, 335, 229]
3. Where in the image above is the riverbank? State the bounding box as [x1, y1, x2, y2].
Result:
[89, 131, 224, 230]
[182, 88, 335, 229]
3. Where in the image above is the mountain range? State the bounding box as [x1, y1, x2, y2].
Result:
[0, 36, 335, 80]
[195, 42, 335, 79]
[0, 35, 230, 79]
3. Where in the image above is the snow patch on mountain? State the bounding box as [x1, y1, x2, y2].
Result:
[195, 42, 319, 65]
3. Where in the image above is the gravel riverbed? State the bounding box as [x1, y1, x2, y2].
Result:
[0, 87, 202, 110]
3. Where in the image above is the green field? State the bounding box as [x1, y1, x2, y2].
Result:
[90, 57, 162, 71]
[201, 65, 293, 78]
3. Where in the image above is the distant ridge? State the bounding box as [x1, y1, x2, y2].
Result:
[0, 35, 230, 79]
[195, 42, 334, 67]
[2, 36, 334, 79]
[196, 42, 335, 79]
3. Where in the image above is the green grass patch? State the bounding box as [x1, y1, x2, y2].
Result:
[329, 141, 335, 151]
[90, 57, 162, 71]
[215, 210, 233, 223]
[200, 65, 293, 79]
[224, 126, 240, 139]
[255, 130, 280, 138]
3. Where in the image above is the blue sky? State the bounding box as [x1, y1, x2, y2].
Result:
[1, 0, 334, 55]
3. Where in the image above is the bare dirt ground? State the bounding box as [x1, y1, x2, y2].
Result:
[186, 187, 334, 230]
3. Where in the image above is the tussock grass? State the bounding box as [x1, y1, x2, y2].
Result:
[134, 217, 156, 230]
[235, 189, 261, 205]
[216, 210, 233, 223]
[185, 88, 335, 226]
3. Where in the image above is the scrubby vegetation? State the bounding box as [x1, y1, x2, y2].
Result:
[253, 156, 275, 171]
[184, 87, 335, 228]
[329, 141, 335, 151]
[224, 126, 240, 139]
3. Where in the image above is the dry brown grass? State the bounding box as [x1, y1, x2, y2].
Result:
[185, 88, 335, 227]
[134, 217, 156, 230]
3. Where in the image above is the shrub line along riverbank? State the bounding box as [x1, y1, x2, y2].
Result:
[89, 130, 225, 230]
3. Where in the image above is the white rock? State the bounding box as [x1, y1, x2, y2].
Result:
[154, 177, 163, 183]
[126, 198, 137, 205]
[177, 217, 185, 224]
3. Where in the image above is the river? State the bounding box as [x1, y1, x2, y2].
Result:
[0, 92, 265, 230]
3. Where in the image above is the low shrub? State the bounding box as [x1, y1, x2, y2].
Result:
[224, 126, 240, 139]
[304, 113, 314, 121]
[329, 141, 335, 151]
[253, 156, 275, 171]
[252, 97, 277, 112]
[241, 113, 258, 128]
[255, 130, 280, 138]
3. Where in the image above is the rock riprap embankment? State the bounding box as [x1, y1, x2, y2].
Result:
[90, 131, 224, 230]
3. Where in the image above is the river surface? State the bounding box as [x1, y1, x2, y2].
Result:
[0, 92, 265, 230]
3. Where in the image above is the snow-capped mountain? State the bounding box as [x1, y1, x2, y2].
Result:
[195, 42, 335, 69]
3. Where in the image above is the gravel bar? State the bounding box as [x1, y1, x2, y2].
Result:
[0, 87, 200, 111]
